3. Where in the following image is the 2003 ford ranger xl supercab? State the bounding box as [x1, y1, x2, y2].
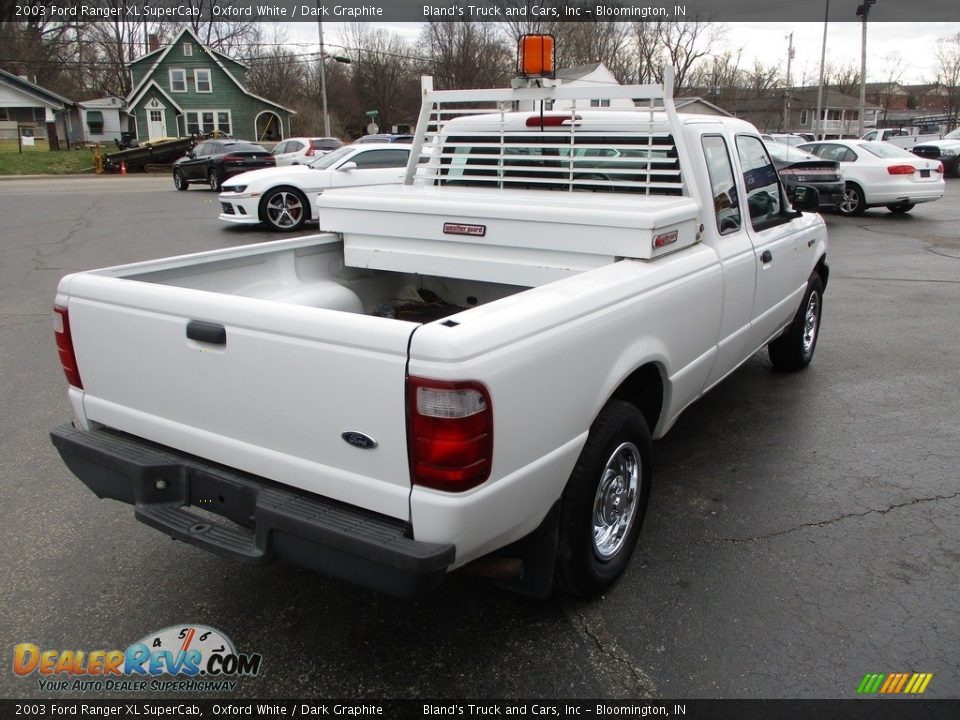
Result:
[50, 69, 828, 598]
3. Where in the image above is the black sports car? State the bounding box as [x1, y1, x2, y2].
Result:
[765, 141, 844, 210]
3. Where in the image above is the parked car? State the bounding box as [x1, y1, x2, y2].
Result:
[352, 134, 414, 144]
[798, 140, 944, 215]
[271, 137, 343, 166]
[911, 128, 960, 178]
[173, 140, 274, 192]
[765, 141, 844, 210]
[218, 144, 412, 231]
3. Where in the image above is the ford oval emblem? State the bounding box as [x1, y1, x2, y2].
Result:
[342, 431, 378, 450]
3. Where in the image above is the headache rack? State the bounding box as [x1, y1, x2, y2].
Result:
[405, 67, 699, 207]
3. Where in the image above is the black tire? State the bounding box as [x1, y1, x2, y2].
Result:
[886, 203, 915, 213]
[838, 182, 866, 216]
[173, 168, 188, 191]
[259, 186, 309, 232]
[208, 167, 221, 192]
[555, 399, 652, 597]
[768, 272, 824, 371]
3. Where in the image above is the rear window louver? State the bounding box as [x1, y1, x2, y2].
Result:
[405, 80, 689, 197]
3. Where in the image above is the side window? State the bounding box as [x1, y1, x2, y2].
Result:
[353, 149, 409, 169]
[838, 147, 858, 163]
[192, 142, 208, 156]
[272, 142, 288, 155]
[862, 131, 877, 141]
[735, 135, 782, 230]
[288, 141, 304, 153]
[701, 135, 741, 236]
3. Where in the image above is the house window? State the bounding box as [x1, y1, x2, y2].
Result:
[195, 69, 212, 93]
[169, 68, 187, 93]
[0, 108, 8, 121]
[590, 99, 611, 108]
[149, 110, 162, 123]
[800, 110, 808, 126]
[86, 110, 104, 134]
[186, 110, 231, 136]
[183, 43, 192, 57]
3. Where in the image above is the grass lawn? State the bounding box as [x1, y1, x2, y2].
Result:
[0, 140, 99, 175]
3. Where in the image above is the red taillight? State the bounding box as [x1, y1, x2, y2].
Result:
[305, 146, 315, 156]
[222, 154, 243, 162]
[935, 162, 944, 174]
[407, 377, 492, 492]
[525, 115, 581, 127]
[887, 164, 916, 175]
[53, 306, 83, 389]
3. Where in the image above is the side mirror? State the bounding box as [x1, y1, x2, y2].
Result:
[338, 161, 358, 172]
[791, 185, 820, 213]
[187, 151, 196, 159]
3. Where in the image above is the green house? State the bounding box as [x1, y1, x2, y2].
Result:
[126, 27, 294, 144]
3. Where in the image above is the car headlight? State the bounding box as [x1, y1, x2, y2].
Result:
[222, 185, 246, 193]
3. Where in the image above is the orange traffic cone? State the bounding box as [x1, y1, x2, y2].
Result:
[120, 160, 127, 175]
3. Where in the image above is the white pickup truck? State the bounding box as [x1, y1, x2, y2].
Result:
[51, 73, 829, 598]
[860, 127, 940, 148]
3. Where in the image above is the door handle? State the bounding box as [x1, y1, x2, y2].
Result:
[187, 320, 226, 345]
[761, 250, 773, 264]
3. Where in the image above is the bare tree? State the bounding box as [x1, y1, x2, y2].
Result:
[934, 32, 960, 125]
[685, 47, 743, 100]
[337, 24, 421, 136]
[633, 20, 719, 90]
[826, 61, 861, 96]
[418, 22, 512, 90]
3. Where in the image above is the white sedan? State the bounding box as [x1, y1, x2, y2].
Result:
[218, 144, 411, 231]
[798, 140, 944, 216]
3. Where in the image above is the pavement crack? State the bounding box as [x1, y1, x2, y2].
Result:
[567, 605, 658, 698]
[716, 492, 960, 545]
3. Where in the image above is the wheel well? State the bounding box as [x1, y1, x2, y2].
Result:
[611, 363, 664, 434]
[815, 254, 829, 291]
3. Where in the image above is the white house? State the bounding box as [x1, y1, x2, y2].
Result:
[72, 96, 130, 145]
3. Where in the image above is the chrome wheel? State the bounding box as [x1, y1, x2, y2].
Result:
[265, 190, 305, 230]
[802, 290, 820, 356]
[592, 442, 641, 560]
[208, 168, 220, 191]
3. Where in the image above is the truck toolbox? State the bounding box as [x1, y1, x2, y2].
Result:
[50, 423, 455, 597]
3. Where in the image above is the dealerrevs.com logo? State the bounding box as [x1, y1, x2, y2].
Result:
[13, 625, 261, 693]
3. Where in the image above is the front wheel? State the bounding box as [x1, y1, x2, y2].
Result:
[173, 168, 188, 191]
[555, 400, 652, 597]
[260, 187, 308, 232]
[208, 167, 221, 192]
[838, 183, 866, 216]
[768, 272, 824, 371]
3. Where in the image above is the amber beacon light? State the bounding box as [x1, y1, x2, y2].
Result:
[517, 34, 555, 77]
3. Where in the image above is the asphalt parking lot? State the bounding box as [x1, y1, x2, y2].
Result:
[1, 175, 958, 700]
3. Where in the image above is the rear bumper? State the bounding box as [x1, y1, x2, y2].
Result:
[50, 423, 455, 597]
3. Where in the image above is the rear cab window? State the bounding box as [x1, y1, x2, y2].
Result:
[701, 135, 741, 235]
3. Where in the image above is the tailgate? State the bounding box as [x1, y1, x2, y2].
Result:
[62, 273, 417, 521]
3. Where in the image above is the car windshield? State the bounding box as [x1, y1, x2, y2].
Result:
[859, 142, 916, 159]
[773, 135, 805, 147]
[943, 129, 960, 141]
[221, 143, 266, 154]
[307, 146, 355, 169]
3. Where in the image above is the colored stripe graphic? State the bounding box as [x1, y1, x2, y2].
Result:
[857, 672, 933, 694]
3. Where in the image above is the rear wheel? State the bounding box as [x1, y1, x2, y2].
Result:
[838, 182, 866, 216]
[555, 400, 652, 597]
[208, 167, 221, 192]
[260, 187, 308, 232]
[886, 203, 915, 213]
[173, 168, 188, 191]
[768, 272, 824, 371]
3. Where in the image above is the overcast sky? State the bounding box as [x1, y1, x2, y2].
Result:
[284, 22, 959, 86]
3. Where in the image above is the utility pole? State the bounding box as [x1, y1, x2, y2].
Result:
[317, 13, 330, 137]
[856, 0, 877, 137]
[815, 0, 829, 140]
[784, 32, 795, 130]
